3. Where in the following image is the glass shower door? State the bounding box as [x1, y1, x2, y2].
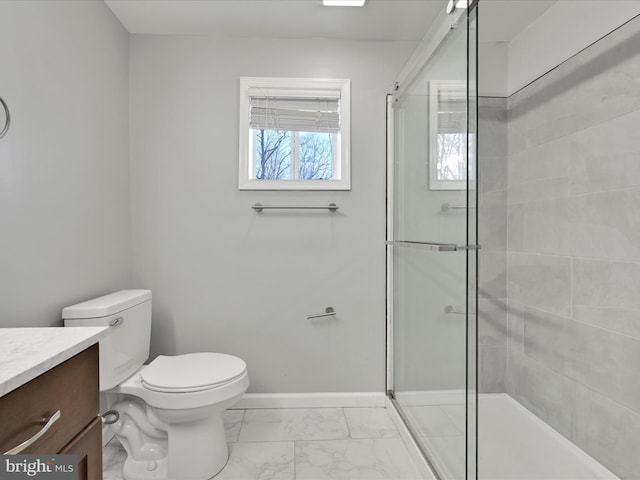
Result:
[387, 4, 477, 480]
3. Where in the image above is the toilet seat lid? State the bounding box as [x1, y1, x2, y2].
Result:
[141, 353, 247, 393]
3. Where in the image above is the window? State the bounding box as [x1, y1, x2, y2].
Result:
[428, 80, 475, 190]
[239, 77, 351, 190]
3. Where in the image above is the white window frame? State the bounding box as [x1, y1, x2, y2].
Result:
[238, 77, 351, 190]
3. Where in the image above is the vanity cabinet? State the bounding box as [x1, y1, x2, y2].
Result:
[0, 344, 102, 480]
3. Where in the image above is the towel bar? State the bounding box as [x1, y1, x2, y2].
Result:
[252, 203, 339, 212]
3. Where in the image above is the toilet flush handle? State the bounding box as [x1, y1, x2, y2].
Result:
[110, 317, 124, 327]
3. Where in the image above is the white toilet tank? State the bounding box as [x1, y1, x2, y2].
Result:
[62, 289, 152, 391]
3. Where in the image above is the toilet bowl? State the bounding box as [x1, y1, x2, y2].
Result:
[62, 290, 249, 480]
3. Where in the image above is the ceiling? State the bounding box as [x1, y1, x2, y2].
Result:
[104, 0, 446, 42]
[105, 0, 557, 44]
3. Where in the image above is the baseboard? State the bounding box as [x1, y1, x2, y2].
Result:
[233, 392, 386, 409]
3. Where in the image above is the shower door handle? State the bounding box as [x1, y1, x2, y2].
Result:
[386, 241, 480, 251]
[455, 244, 481, 250]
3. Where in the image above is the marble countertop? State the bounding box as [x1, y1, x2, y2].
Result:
[0, 327, 108, 397]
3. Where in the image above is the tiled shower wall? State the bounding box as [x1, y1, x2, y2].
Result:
[478, 97, 508, 394]
[504, 15, 640, 478]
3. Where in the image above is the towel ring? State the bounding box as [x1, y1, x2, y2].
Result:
[0, 96, 10, 139]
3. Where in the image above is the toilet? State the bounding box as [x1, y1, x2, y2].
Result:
[62, 289, 249, 480]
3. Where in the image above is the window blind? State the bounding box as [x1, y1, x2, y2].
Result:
[249, 93, 341, 134]
[436, 90, 467, 134]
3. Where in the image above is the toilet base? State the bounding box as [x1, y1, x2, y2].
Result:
[120, 417, 230, 480]
[165, 413, 229, 479]
[112, 399, 231, 480]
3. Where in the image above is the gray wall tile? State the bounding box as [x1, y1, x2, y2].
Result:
[507, 58, 580, 153]
[507, 176, 572, 206]
[573, 306, 640, 342]
[506, 203, 524, 252]
[505, 350, 576, 439]
[520, 197, 575, 256]
[571, 109, 640, 195]
[478, 98, 508, 393]
[503, 14, 640, 474]
[571, 23, 640, 135]
[573, 258, 640, 311]
[507, 253, 572, 317]
[479, 96, 508, 110]
[508, 136, 571, 188]
[507, 300, 524, 354]
[479, 155, 508, 194]
[573, 258, 640, 339]
[478, 298, 507, 347]
[523, 305, 640, 413]
[509, 18, 640, 150]
[479, 346, 506, 394]
[479, 251, 506, 299]
[479, 97, 508, 158]
[571, 188, 640, 262]
[574, 385, 640, 479]
[479, 189, 507, 251]
[516, 189, 640, 261]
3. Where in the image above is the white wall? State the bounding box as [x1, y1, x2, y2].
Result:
[130, 35, 414, 393]
[0, 1, 131, 327]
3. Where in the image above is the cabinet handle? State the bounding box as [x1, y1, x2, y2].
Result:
[4, 410, 61, 454]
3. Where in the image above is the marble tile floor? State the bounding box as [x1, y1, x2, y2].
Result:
[103, 407, 423, 480]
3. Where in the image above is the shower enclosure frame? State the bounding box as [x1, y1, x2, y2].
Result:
[385, 1, 478, 479]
